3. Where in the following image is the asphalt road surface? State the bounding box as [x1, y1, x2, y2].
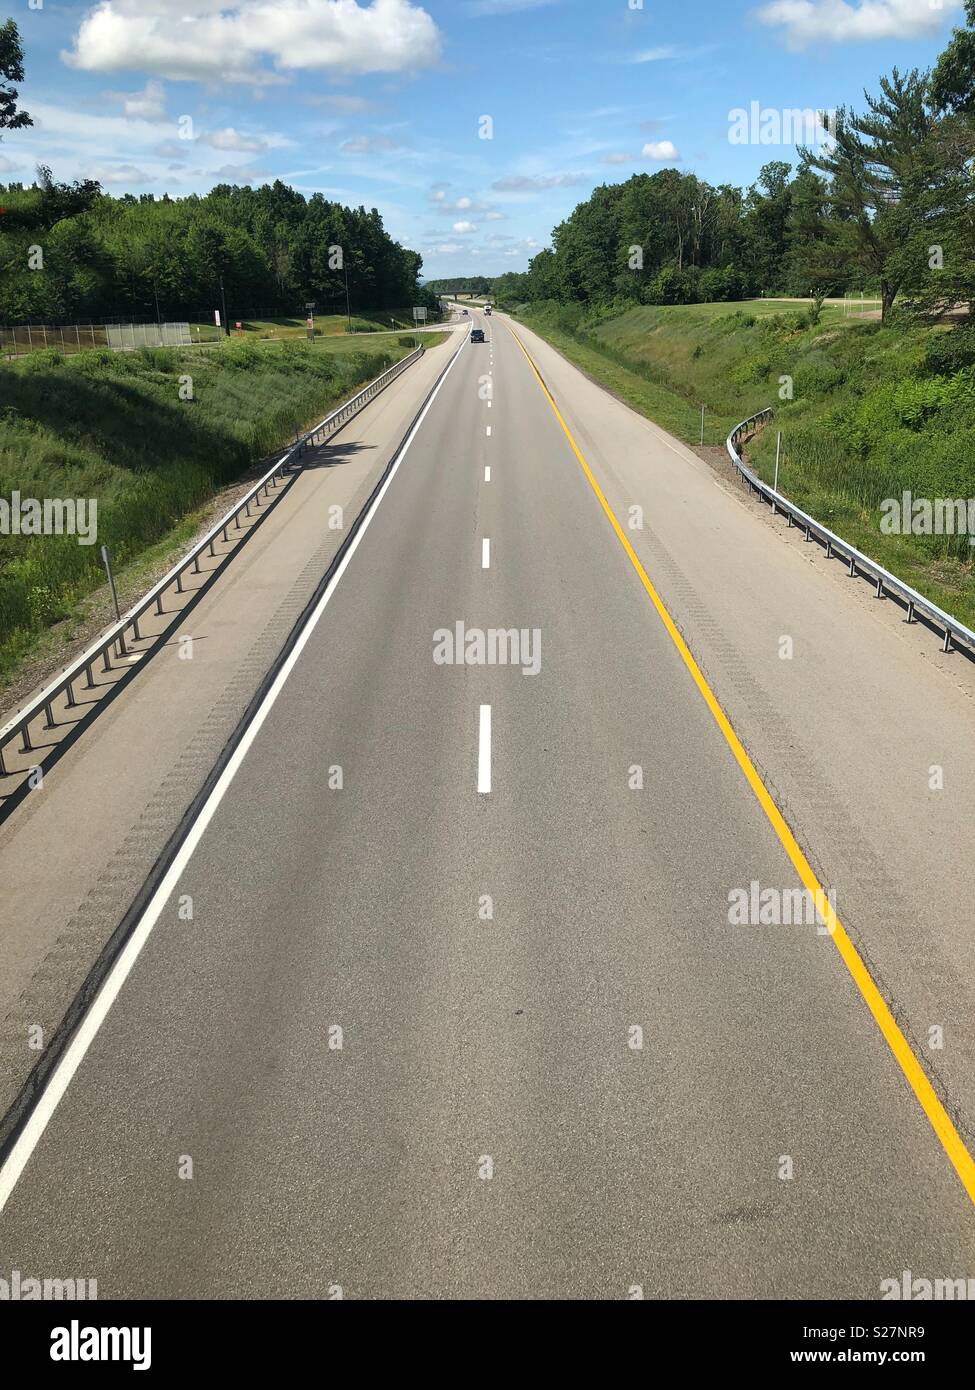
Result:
[1, 310, 973, 1299]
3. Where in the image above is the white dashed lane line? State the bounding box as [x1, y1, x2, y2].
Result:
[478, 704, 491, 795]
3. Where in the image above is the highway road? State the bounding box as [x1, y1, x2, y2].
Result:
[0, 308, 973, 1299]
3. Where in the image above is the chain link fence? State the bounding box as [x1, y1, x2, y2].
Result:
[0, 321, 197, 357]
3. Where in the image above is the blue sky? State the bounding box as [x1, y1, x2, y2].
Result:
[0, 0, 965, 279]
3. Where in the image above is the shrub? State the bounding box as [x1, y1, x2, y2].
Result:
[223, 341, 264, 370]
[24, 348, 65, 371]
[922, 327, 975, 377]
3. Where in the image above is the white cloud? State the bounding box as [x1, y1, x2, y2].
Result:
[214, 163, 270, 181]
[601, 152, 631, 165]
[642, 140, 679, 160]
[751, 0, 958, 48]
[484, 210, 507, 220]
[87, 162, 154, 184]
[203, 127, 268, 152]
[492, 172, 585, 190]
[339, 133, 398, 154]
[64, 0, 443, 85]
[630, 47, 676, 63]
[452, 220, 477, 232]
[106, 79, 167, 119]
[0, 154, 23, 173]
[309, 93, 377, 112]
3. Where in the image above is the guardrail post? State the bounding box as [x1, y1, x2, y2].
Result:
[943, 630, 953, 654]
[906, 601, 914, 624]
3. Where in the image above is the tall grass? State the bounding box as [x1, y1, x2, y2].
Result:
[520, 299, 975, 625]
[0, 339, 411, 679]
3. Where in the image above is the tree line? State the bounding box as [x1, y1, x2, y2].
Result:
[0, 174, 436, 325]
[468, 6, 975, 327]
[0, 30, 435, 326]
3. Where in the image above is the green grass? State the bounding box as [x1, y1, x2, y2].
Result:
[233, 309, 432, 340]
[0, 336, 426, 685]
[517, 298, 975, 629]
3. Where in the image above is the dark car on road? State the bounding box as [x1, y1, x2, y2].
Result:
[470, 328, 485, 343]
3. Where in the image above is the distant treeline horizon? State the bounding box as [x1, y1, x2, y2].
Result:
[0, 173, 442, 326]
[427, 6, 975, 327]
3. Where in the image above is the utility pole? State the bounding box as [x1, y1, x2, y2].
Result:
[344, 261, 353, 332]
[220, 275, 230, 337]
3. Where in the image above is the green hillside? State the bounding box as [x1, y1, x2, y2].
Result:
[516, 299, 975, 628]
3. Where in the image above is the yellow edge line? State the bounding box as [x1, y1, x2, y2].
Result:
[506, 321, 975, 1207]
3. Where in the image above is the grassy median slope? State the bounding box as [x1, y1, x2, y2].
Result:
[0, 334, 434, 684]
[515, 300, 975, 629]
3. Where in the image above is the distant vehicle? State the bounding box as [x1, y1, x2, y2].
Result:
[470, 327, 485, 342]
[462, 308, 469, 315]
[484, 306, 492, 315]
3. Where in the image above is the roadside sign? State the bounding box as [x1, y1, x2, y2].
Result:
[214, 309, 221, 328]
[413, 307, 427, 324]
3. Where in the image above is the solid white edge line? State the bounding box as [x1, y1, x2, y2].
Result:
[0, 331, 470, 1215]
[478, 704, 491, 794]
[484, 466, 491, 482]
[482, 538, 490, 569]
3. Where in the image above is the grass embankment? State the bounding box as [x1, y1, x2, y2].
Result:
[235, 310, 430, 339]
[0, 334, 429, 685]
[514, 299, 975, 628]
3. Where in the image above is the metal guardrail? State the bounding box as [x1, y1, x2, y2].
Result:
[0, 346, 425, 776]
[727, 408, 975, 657]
